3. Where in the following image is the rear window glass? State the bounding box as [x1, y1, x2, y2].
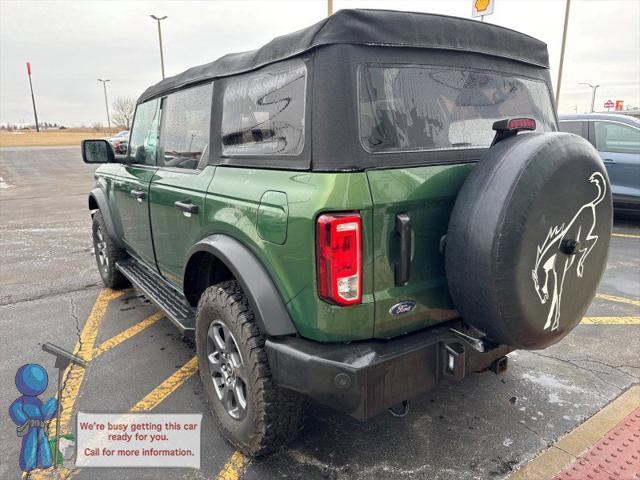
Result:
[359, 65, 556, 153]
[221, 63, 306, 156]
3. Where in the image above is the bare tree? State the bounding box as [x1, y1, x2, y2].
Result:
[111, 96, 136, 130]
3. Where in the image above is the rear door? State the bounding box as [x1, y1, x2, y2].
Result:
[112, 98, 160, 267]
[358, 64, 557, 338]
[149, 83, 215, 287]
[366, 165, 472, 338]
[590, 120, 640, 205]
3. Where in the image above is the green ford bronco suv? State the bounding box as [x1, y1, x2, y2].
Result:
[82, 9, 612, 455]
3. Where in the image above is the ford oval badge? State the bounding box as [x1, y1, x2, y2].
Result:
[389, 300, 417, 316]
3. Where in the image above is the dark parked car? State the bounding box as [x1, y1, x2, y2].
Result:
[80, 9, 612, 455]
[560, 114, 640, 215]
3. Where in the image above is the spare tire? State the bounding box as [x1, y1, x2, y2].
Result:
[446, 132, 612, 350]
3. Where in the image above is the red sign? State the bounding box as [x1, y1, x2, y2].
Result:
[604, 100, 614, 109]
[26, 62, 31, 75]
[615, 100, 624, 111]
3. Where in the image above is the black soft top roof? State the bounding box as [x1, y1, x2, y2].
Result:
[138, 8, 549, 103]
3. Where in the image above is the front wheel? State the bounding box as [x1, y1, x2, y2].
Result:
[91, 210, 129, 289]
[196, 281, 304, 456]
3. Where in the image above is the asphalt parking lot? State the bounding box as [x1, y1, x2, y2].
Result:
[1, 146, 638, 480]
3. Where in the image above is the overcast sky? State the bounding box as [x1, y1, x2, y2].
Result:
[1, 0, 638, 126]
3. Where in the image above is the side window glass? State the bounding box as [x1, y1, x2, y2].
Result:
[559, 121, 584, 138]
[595, 122, 640, 154]
[221, 63, 306, 156]
[129, 99, 160, 166]
[160, 83, 213, 169]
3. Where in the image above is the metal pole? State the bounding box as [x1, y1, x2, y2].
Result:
[98, 79, 111, 134]
[590, 85, 599, 113]
[157, 21, 165, 79]
[555, 0, 571, 108]
[579, 83, 599, 113]
[327, 0, 333, 16]
[26, 63, 39, 132]
[41, 342, 87, 470]
[53, 367, 63, 468]
[151, 15, 168, 79]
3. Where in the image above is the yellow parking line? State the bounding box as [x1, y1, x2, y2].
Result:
[131, 356, 199, 411]
[612, 232, 640, 239]
[217, 451, 248, 480]
[92, 312, 165, 360]
[596, 293, 640, 308]
[53, 289, 127, 435]
[60, 358, 198, 479]
[129, 357, 248, 480]
[131, 356, 250, 480]
[26, 288, 127, 480]
[582, 316, 640, 324]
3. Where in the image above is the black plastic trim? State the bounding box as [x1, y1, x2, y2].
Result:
[117, 258, 195, 335]
[185, 234, 297, 336]
[266, 319, 512, 420]
[395, 213, 411, 285]
[88, 188, 123, 248]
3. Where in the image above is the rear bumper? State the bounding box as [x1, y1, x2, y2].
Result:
[265, 320, 512, 421]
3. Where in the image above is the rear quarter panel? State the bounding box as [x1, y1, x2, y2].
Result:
[204, 167, 375, 342]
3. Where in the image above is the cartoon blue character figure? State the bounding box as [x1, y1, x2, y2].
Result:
[9, 364, 58, 471]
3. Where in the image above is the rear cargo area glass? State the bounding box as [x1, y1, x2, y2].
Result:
[359, 65, 556, 153]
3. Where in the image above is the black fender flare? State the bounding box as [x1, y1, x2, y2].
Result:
[88, 188, 123, 248]
[185, 234, 297, 337]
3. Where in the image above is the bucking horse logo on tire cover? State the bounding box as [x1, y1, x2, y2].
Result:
[531, 172, 607, 331]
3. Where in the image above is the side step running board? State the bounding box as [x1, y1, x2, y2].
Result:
[116, 258, 195, 336]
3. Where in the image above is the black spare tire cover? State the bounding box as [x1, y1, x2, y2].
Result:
[446, 132, 612, 349]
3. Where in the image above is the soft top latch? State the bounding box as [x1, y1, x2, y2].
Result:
[490, 117, 536, 146]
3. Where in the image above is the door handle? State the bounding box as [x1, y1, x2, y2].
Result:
[174, 200, 199, 215]
[603, 159, 616, 164]
[395, 213, 412, 286]
[130, 189, 146, 201]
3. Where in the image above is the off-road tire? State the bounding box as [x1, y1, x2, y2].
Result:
[446, 132, 612, 349]
[196, 280, 305, 456]
[91, 210, 129, 289]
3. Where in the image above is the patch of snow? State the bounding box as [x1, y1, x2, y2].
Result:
[548, 393, 565, 405]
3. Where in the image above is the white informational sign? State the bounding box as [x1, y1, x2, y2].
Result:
[76, 412, 202, 469]
[472, 0, 495, 18]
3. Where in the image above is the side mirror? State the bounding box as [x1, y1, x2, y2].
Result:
[81, 139, 115, 164]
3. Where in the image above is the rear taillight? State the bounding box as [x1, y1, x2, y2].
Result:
[316, 212, 362, 306]
[506, 118, 536, 131]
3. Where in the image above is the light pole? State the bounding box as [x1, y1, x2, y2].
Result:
[579, 82, 599, 113]
[26, 62, 40, 132]
[150, 15, 168, 79]
[555, 0, 571, 108]
[327, 0, 333, 16]
[97, 79, 111, 134]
